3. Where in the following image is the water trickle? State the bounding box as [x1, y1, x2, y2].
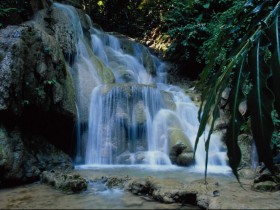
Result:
[54, 3, 229, 171]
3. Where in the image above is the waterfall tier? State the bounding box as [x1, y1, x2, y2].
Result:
[54, 3, 228, 169]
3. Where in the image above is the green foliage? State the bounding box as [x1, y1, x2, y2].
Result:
[0, 8, 16, 28]
[155, 0, 247, 79]
[240, 117, 251, 134]
[0, 0, 33, 28]
[162, 0, 211, 62]
[82, 0, 169, 38]
[195, 0, 280, 180]
[198, 0, 247, 65]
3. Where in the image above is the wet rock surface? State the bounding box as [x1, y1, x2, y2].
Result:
[40, 170, 87, 193]
[252, 165, 280, 192]
[1, 166, 280, 209]
[0, 3, 78, 187]
[86, 171, 280, 209]
[0, 125, 73, 187]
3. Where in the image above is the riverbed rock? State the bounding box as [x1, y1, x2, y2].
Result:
[252, 181, 280, 192]
[41, 170, 87, 193]
[252, 166, 280, 192]
[128, 176, 218, 207]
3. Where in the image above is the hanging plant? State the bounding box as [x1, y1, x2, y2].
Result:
[195, 0, 280, 181]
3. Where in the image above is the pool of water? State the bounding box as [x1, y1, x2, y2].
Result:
[0, 165, 235, 209]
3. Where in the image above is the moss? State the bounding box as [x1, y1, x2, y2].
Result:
[62, 67, 77, 118]
[90, 55, 115, 84]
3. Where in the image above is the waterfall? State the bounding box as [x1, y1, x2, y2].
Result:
[54, 3, 228, 170]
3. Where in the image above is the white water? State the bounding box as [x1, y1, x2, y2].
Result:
[54, 3, 229, 172]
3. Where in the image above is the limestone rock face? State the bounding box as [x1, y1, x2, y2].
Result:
[0, 5, 79, 186]
[0, 22, 77, 118]
[0, 126, 73, 187]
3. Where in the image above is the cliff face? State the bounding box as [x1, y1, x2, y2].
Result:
[0, 1, 90, 187]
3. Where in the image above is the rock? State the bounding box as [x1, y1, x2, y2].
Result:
[41, 170, 87, 193]
[239, 100, 247, 116]
[238, 134, 254, 169]
[252, 181, 280, 192]
[0, 125, 73, 187]
[134, 101, 146, 125]
[177, 152, 194, 166]
[0, 24, 77, 135]
[221, 87, 230, 101]
[104, 176, 131, 189]
[168, 128, 194, 166]
[0, 5, 80, 187]
[252, 165, 280, 192]
[238, 168, 255, 179]
[196, 194, 209, 209]
[160, 91, 176, 110]
[0, 127, 25, 186]
[128, 176, 218, 206]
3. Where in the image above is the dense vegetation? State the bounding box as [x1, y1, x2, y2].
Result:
[1, 0, 280, 178]
[194, 0, 280, 178]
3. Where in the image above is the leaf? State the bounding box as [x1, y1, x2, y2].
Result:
[203, 89, 223, 183]
[194, 57, 236, 158]
[247, 39, 275, 172]
[226, 57, 246, 182]
[203, 3, 210, 9]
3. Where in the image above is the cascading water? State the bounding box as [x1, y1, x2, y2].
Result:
[54, 3, 229, 171]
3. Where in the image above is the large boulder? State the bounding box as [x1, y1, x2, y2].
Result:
[168, 128, 194, 166]
[0, 125, 73, 187]
[0, 24, 77, 150]
[0, 6, 79, 186]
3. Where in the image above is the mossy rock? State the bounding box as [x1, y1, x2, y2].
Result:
[160, 91, 176, 110]
[176, 152, 195, 166]
[252, 181, 280, 192]
[168, 128, 194, 166]
[41, 171, 88, 193]
[168, 128, 193, 153]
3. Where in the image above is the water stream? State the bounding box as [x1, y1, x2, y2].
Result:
[53, 3, 229, 172]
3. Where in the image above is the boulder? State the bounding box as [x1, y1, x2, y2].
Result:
[238, 134, 254, 169]
[128, 176, 217, 206]
[160, 91, 176, 110]
[0, 7, 78, 186]
[168, 128, 194, 166]
[0, 125, 73, 187]
[252, 181, 280, 192]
